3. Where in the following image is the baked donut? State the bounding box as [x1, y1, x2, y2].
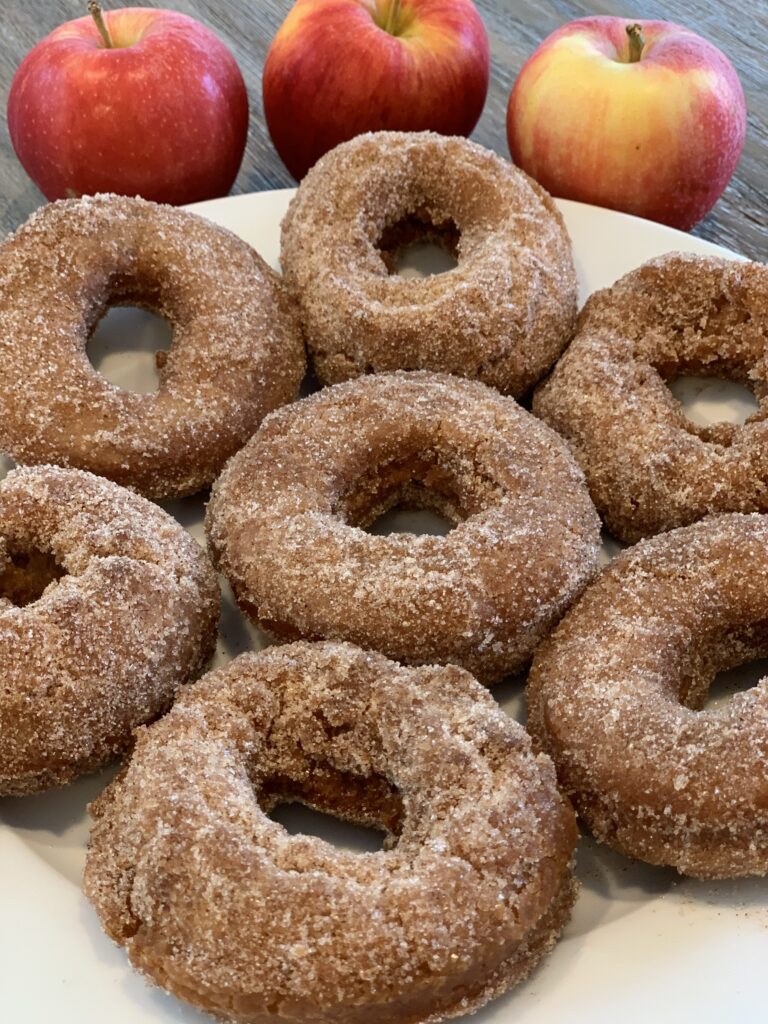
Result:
[206, 372, 600, 683]
[527, 513, 768, 879]
[0, 193, 305, 499]
[85, 641, 577, 1024]
[0, 465, 219, 796]
[533, 253, 768, 542]
[280, 131, 576, 397]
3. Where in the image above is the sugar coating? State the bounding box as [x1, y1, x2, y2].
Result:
[527, 514, 768, 879]
[281, 132, 577, 397]
[533, 253, 768, 542]
[0, 465, 220, 795]
[84, 641, 577, 1024]
[0, 193, 305, 499]
[206, 372, 601, 684]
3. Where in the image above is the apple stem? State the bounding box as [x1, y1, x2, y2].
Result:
[626, 23, 645, 63]
[384, 0, 402, 36]
[88, 1, 114, 49]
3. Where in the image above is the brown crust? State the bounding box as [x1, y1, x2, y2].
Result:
[533, 252, 768, 542]
[84, 641, 577, 1023]
[527, 513, 768, 879]
[205, 372, 600, 684]
[280, 132, 577, 397]
[0, 193, 306, 499]
[0, 465, 219, 795]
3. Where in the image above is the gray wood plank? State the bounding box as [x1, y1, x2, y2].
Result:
[0, 0, 765, 257]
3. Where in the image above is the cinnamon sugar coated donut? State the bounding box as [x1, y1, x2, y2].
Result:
[280, 131, 577, 396]
[533, 253, 768, 542]
[527, 514, 768, 879]
[206, 372, 600, 683]
[0, 465, 219, 796]
[84, 641, 578, 1024]
[0, 194, 305, 499]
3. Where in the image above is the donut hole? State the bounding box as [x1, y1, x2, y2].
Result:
[701, 656, 768, 712]
[667, 375, 759, 430]
[260, 768, 403, 852]
[674, 626, 768, 711]
[88, 305, 172, 394]
[334, 451, 492, 536]
[368, 507, 454, 537]
[268, 804, 387, 853]
[642, 335, 764, 444]
[0, 544, 66, 607]
[377, 211, 459, 278]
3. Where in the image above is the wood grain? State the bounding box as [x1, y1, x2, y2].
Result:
[0, 0, 765, 257]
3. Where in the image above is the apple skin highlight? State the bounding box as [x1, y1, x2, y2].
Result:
[7, 6, 248, 205]
[507, 17, 746, 230]
[263, 0, 489, 180]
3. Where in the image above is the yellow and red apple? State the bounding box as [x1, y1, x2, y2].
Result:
[7, 4, 248, 205]
[507, 17, 746, 230]
[263, 0, 489, 180]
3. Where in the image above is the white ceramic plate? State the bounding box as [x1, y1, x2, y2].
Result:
[1, 191, 766, 1024]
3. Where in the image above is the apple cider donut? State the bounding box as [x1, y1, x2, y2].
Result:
[533, 253, 768, 542]
[206, 372, 600, 683]
[528, 514, 768, 879]
[0, 465, 219, 796]
[0, 193, 305, 499]
[84, 641, 578, 1024]
[280, 131, 577, 396]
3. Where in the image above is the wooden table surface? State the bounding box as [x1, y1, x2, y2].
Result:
[0, 0, 765, 258]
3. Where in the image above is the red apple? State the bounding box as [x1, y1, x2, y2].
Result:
[7, 4, 248, 205]
[262, 0, 489, 180]
[506, 17, 746, 230]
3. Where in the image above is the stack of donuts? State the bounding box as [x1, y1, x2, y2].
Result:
[1, 130, 766, 1024]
